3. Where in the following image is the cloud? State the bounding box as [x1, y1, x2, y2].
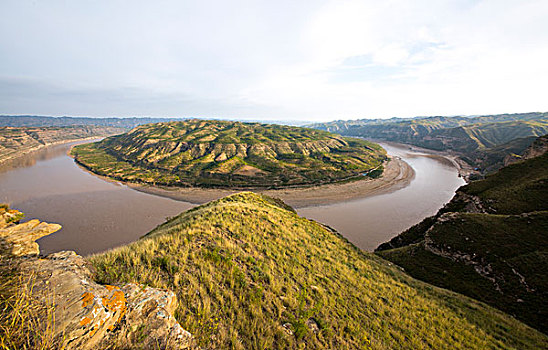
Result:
[0, 77, 279, 118]
[1, 0, 547, 120]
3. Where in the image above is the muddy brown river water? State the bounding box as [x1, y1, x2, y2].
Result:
[0, 140, 464, 255]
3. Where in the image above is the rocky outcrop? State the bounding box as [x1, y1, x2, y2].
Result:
[521, 134, 548, 160]
[504, 134, 548, 166]
[0, 218, 61, 257]
[0, 207, 194, 349]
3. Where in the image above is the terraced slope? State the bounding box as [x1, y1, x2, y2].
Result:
[376, 143, 548, 333]
[89, 192, 548, 349]
[71, 120, 387, 188]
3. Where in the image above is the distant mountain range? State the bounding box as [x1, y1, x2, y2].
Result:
[4, 112, 547, 176]
[310, 112, 548, 175]
[0, 115, 312, 128]
[0, 115, 182, 129]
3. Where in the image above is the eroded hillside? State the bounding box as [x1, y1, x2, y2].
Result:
[311, 112, 548, 175]
[71, 120, 387, 188]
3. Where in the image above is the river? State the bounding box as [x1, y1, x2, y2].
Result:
[298, 143, 465, 250]
[0, 140, 464, 255]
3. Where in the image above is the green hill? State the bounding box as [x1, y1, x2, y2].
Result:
[89, 192, 547, 349]
[311, 112, 548, 174]
[71, 120, 386, 188]
[376, 146, 548, 333]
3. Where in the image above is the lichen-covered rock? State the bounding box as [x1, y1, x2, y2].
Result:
[1, 206, 194, 349]
[116, 284, 193, 349]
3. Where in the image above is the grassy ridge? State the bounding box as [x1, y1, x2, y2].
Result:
[89, 193, 547, 349]
[72, 120, 387, 188]
[457, 152, 548, 214]
[377, 151, 548, 333]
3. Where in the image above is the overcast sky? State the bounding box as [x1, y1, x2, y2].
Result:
[1, 0, 547, 121]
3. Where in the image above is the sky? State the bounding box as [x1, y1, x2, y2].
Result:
[1, 0, 547, 122]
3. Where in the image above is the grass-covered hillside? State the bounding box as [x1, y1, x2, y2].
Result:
[0, 125, 123, 164]
[71, 120, 387, 188]
[376, 148, 548, 333]
[468, 135, 539, 174]
[311, 112, 548, 173]
[90, 192, 547, 349]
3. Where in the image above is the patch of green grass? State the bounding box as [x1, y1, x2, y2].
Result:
[378, 212, 548, 332]
[89, 192, 547, 349]
[461, 152, 548, 214]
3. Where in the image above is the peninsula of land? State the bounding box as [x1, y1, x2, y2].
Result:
[70, 120, 416, 207]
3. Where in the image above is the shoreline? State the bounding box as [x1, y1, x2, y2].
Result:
[64, 138, 477, 208]
[68, 142, 416, 208]
[0, 136, 108, 166]
[370, 140, 474, 181]
[127, 156, 415, 208]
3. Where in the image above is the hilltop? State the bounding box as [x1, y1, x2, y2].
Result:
[71, 120, 387, 188]
[88, 192, 547, 349]
[0, 125, 123, 165]
[376, 136, 548, 333]
[311, 112, 548, 175]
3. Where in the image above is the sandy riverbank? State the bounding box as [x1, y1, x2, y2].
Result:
[128, 156, 415, 208]
[375, 140, 474, 180]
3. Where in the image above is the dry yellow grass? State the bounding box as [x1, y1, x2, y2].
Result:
[90, 192, 548, 349]
[0, 269, 57, 350]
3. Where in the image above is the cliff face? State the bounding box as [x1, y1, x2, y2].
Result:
[0, 206, 194, 350]
[505, 134, 548, 166]
[0, 125, 124, 164]
[376, 137, 548, 333]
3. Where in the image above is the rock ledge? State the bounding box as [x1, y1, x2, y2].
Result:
[0, 206, 194, 349]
